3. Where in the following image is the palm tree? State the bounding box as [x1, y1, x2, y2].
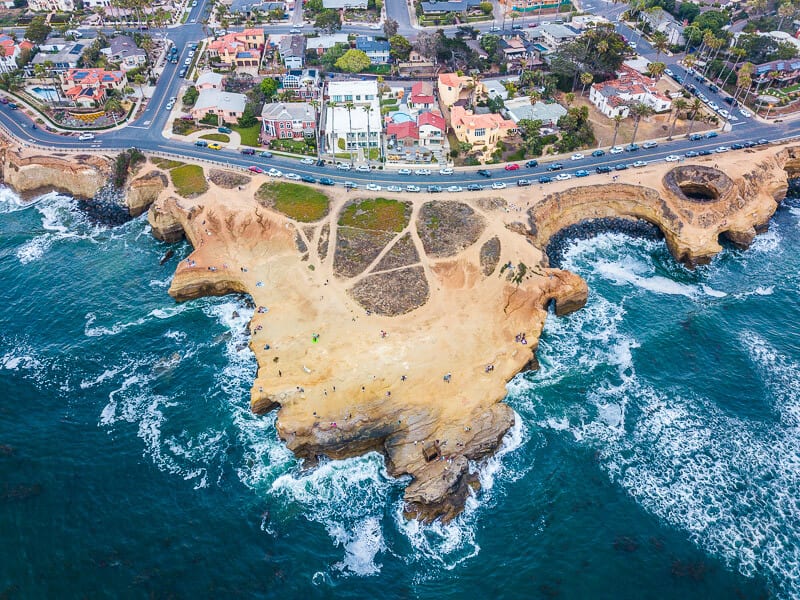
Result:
[564, 92, 575, 108]
[686, 97, 704, 136]
[651, 31, 668, 59]
[629, 102, 654, 145]
[668, 98, 688, 140]
[723, 47, 747, 87]
[746, 0, 767, 16]
[579, 72, 593, 97]
[309, 99, 320, 160]
[328, 100, 337, 162]
[344, 101, 355, 165]
[611, 113, 624, 148]
[362, 104, 374, 168]
[778, 1, 796, 32]
[733, 64, 753, 104]
[648, 61, 666, 80]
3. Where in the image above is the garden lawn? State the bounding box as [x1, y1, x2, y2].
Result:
[256, 182, 330, 222]
[339, 198, 410, 232]
[200, 133, 230, 142]
[233, 123, 261, 147]
[170, 164, 208, 198]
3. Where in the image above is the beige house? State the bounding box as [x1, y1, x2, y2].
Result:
[190, 89, 247, 124]
[437, 72, 480, 109]
[196, 72, 225, 92]
[450, 105, 516, 152]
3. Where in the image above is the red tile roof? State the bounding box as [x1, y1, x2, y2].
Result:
[387, 120, 419, 140]
[417, 111, 445, 130]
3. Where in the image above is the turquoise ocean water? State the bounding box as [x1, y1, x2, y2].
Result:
[1, 186, 799, 598]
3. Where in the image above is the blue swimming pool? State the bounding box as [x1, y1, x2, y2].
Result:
[30, 86, 59, 102]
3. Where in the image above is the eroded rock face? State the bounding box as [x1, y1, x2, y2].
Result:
[127, 170, 168, 217]
[4, 153, 109, 199]
[148, 196, 187, 243]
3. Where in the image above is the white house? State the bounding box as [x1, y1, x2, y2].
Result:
[589, 65, 672, 119]
[28, 0, 73, 10]
[323, 79, 381, 156]
[323, 0, 367, 7]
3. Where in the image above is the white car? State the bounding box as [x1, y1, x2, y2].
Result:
[554, 173, 572, 181]
[78, 133, 95, 141]
[184, 58, 191, 66]
[300, 157, 314, 165]
[718, 108, 730, 118]
[267, 168, 282, 177]
[739, 108, 753, 118]
[446, 185, 463, 192]
[632, 160, 647, 167]
[439, 167, 454, 175]
[284, 172, 301, 180]
[665, 155, 680, 162]
[165, 101, 174, 111]
[406, 185, 421, 192]
[665, 68, 674, 77]
[386, 185, 402, 192]
[356, 165, 371, 172]
[570, 153, 585, 161]
[609, 146, 624, 154]
[728, 114, 739, 121]
[336, 163, 351, 170]
[188, 51, 195, 59]
[491, 182, 507, 189]
[414, 168, 431, 175]
[708, 102, 720, 111]
[715, 146, 730, 153]
[366, 183, 382, 191]
[398, 168, 412, 175]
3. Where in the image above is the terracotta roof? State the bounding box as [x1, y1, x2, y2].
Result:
[438, 72, 468, 88]
[450, 105, 515, 130]
[387, 120, 419, 140]
[417, 111, 445, 130]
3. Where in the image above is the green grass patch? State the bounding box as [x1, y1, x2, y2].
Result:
[170, 164, 208, 198]
[339, 198, 411, 232]
[269, 137, 316, 155]
[233, 123, 261, 147]
[200, 133, 230, 142]
[172, 119, 202, 136]
[152, 157, 185, 169]
[256, 182, 330, 222]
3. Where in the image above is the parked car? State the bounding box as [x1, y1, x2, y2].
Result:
[665, 154, 680, 162]
[570, 153, 584, 161]
[664, 68, 674, 77]
[315, 159, 326, 166]
[614, 163, 628, 170]
[491, 182, 507, 189]
[195, 140, 208, 147]
[685, 150, 699, 157]
[466, 184, 483, 191]
[689, 133, 703, 141]
[300, 157, 315, 165]
[714, 146, 729, 153]
[398, 168, 412, 175]
[625, 143, 639, 152]
[387, 185, 403, 192]
[446, 185, 463, 192]
[7, 102, 18, 109]
[240, 148, 255, 155]
[525, 159, 539, 168]
[757, 138, 769, 145]
[218, 126, 232, 134]
[739, 108, 753, 118]
[609, 146, 624, 154]
[301, 175, 316, 183]
[284, 173, 301, 180]
[414, 168, 432, 175]
[554, 173, 572, 181]
[208, 142, 222, 150]
[406, 185, 421, 192]
[596, 165, 612, 174]
[538, 176, 553, 183]
[504, 163, 520, 171]
[477, 169, 492, 177]
[267, 168, 282, 177]
[591, 149, 605, 157]
[427, 185, 443, 193]
[547, 163, 564, 171]
[731, 143, 744, 150]
[356, 165, 371, 172]
[366, 183, 382, 191]
[336, 163, 352, 170]
[698, 149, 712, 156]
[259, 151, 273, 158]
[574, 169, 589, 177]
[516, 178, 532, 186]
[248, 166, 264, 173]
[78, 133, 95, 141]
[743, 141, 757, 148]
[319, 177, 335, 186]
[439, 167, 454, 175]
[642, 141, 658, 149]
[632, 160, 647, 167]
[344, 181, 358, 189]
[705, 131, 718, 138]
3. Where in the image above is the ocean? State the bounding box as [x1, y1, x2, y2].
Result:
[1, 185, 798, 599]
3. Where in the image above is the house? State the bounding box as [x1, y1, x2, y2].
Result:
[105, 35, 147, 72]
[196, 71, 225, 91]
[420, 0, 480, 14]
[641, 7, 685, 46]
[355, 36, 390, 65]
[28, 0, 73, 11]
[417, 110, 445, 147]
[386, 120, 419, 151]
[308, 33, 349, 55]
[27, 42, 83, 76]
[589, 65, 672, 119]
[231, 0, 284, 16]
[500, 37, 529, 63]
[282, 68, 321, 99]
[449, 104, 516, 151]
[503, 96, 567, 126]
[437, 72, 479, 109]
[37, 37, 69, 53]
[0, 35, 34, 75]
[207, 29, 265, 68]
[260, 101, 316, 141]
[483, 80, 509, 100]
[500, 0, 570, 13]
[323, 0, 367, 7]
[539, 23, 579, 49]
[408, 81, 435, 110]
[397, 50, 436, 77]
[322, 79, 381, 156]
[279, 35, 306, 69]
[190, 89, 248, 123]
[569, 14, 611, 29]
[752, 59, 800, 88]
[60, 68, 127, 107]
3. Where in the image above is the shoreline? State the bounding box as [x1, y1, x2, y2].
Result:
[2, 139, 796, 522]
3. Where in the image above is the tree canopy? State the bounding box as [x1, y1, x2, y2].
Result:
[260, 77, 279, 101]
[389, 34, 412, 61]
[25, 16, 51, 44]
[314, 9, 341, 33]
[692, 10, 729, 36]
[335, 49, 371, 73]
[549, 26, 630, 82]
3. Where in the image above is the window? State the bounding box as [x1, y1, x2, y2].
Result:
[475, 128, 486, 137]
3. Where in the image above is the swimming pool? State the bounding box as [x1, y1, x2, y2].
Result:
[30, 86, 59, 102]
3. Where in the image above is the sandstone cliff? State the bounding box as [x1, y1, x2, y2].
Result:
[3, 152, 110, 199]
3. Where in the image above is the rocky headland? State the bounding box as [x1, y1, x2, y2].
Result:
[2, 140, 794, 522]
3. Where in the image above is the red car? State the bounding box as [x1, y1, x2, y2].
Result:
[504, 163, 520, 171]
[248, 166, 264, 173]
